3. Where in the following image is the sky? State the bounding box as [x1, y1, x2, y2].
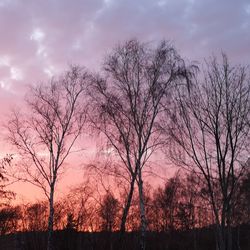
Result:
[0, 0, 250, 201]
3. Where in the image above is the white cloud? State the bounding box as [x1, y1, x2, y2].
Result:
[0, 0, 11, 8]
[30, 28, 49, 60]
[44, 65, 56, 77]
[103, 0, 113, 7]
[0, 79, 11, 91]
[37, 45, 47, 58]
[245, 4, 250, 14]
[0, 80, 5, 88]
[157, 0, 168, 7]
[30, 28, 45, 42]
[10, 67, 23, 80]
[0, 55, 10, 66]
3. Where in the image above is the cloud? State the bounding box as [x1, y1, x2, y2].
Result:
[0, 0, 249, 97]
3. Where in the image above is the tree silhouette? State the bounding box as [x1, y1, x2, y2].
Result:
[90, 39, 192, 250]
[7, 66, 90, 250]
[168, 54, 250, 250]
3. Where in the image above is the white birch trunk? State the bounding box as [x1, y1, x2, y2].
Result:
[138, 170, 146, 250]
[47, 184, 55, 250]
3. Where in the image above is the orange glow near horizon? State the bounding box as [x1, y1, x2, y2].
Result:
[0, 0, 248, 206]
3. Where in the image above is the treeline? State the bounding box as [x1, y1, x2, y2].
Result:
[1, 170, 250, 249]
[1, 38, 250, 250]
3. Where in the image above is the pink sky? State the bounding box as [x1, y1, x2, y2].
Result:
[0, 0, 249, 202]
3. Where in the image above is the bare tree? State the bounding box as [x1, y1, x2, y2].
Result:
[7, 66, 89, 250]
[0, 205, 20, 235]
[99, 191, 119, 232]
[167, 55, 250, 250]
[62, 182, 95, 232]
[25, 201, 48, 231]
[0, 155, 15, 208]
[90, 39, 191, 250]
[155, 173, 181, 232]
[237, 170, 250, 225]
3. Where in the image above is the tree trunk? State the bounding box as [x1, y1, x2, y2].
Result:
[120, 174, 136, 233]
[226, 206, 232, 250]
[138, 170, 146, 250]
[47, 185, 55, 250]
[217, 225, 226, 250]
[210, 191, 226, 250]
[237, 226, 241, 250]
[214, 223, 225, 250]
[227, 225, 232, 250]
[118, 174, 136, 250]
[193, 228, 197, 250]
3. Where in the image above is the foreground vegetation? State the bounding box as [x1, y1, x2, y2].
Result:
[1, 170, 250, 249]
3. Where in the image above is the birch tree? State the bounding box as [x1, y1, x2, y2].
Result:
[7, 66, 89, 250]
[90, 39, 191, 250]
[0, 155, 14, 206]
[168, 55, 250, 250]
